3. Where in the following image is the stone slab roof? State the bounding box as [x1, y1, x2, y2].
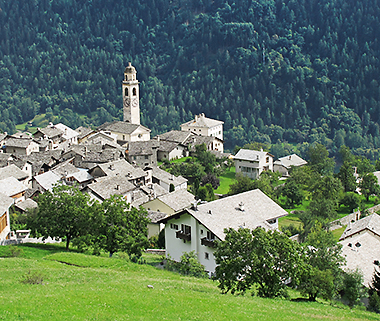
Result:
[0, 177, 28, 197]
[234, 149, 273, 161]
[181, 113, 223, 128]
[131, 184, 169, 208]
[339, 231, 380, 286]
[339, 213, 380, 240]
[75, 126, 94, 140]
[34, 171, 62, 191]
[147, 211, 167, 224]
[51, 161, 79, 177]
[0, 192, 14, 214]
[66, 169, 93, 183]
[160, 189, 287, 241]
[35, 126, 64, 138]
[94, 159, 146, 179]
[157, 141, 181, 153]
[87, 176, 136, 200]
[0, 164, 28, 181]
[157, 189, 195, 212]
[54, 123, 79, 140]
[98, 121, 150, 134]
[5, 137, 34, 148]
[154, 130, 192, 145]
[14, 198, 38, 212]
[151, 166, 187, 186]
[276, 154, 307, 169]
[128, 140, 160, 156]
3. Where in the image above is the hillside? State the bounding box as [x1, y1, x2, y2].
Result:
[1, 0, 380, 156]
[0, 243, 377, 320]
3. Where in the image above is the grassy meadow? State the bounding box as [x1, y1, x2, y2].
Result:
[0, 243, 378, 320]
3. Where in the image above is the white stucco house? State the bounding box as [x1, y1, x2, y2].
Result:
[234, 149, 274, 179]
[98, 121, 150, 143]
[181, 113, 224, 141]
[158, 189, 288, 274]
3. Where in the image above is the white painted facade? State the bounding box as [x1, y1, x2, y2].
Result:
[122, 62, 140, 125]
[164, 213, 217, 274]
[234, 149, 273, 180]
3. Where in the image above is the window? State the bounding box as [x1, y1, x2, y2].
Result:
[181, 224, 191, 235]
[133, 87, 137, 96]
[205, 252, 209, 260]
[266, 157, 269, 163]
[125, 88, 128, 96]
[207, 231, 215, 240]
[144, 155, 149, 159]
[170, 224, 179, 230]
[200, 229, 204, 235]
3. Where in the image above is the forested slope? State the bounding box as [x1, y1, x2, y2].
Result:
[1, 0, 380, 156]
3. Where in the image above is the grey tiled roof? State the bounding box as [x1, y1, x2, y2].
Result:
[66, 170, 93, 183]
[277, 154, 307, 169]
[147, 211, 167, 223]
[87, 176, 136, 200]
[234, 149, 273, 161]
[128, 141, 160, 156]
[14, 198, 38, 212]
[0, 164, 28, 181]
[152, 166, 187, 186]
[5, 137, 34, 148]
[98, 121, 150, 134]
[76, 126, 94, 140]
[157, 189, 195, 212]
[130, 184, 168, 208]
[51, 161, 79, 177]
[0, 133, 7, 142]
[157, 141, 182, 153]
[34, 171, 62, 191]
[339, 213, 380, 240]
[35, 126, 64, 138]
[0, 177, 28, 197]
[181, 114, 223, 128]
[154, 130, 192, 144]
[95, 159, 146, 179]
[160, 189, 288, 241]
[0, 192, 14, 214]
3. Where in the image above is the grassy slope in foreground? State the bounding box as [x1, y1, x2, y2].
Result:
[0, 246, 377, 321]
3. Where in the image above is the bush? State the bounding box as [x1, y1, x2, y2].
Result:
[21, 270, 44, 285]
[166, 251, 207, 278]
[368, 292, 380, 313]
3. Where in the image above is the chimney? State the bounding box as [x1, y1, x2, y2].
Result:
[157, 136, 160, 142]
[289, 155, 291, 160]
[116, 184, 120, 190]
[208, 209, 212, 215]
[239, 202, 245, 212]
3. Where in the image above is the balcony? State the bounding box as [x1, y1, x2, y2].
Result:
[201, 237, 216, 248]
[176, 230, 191, 242]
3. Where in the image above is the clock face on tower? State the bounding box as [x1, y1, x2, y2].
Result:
[124, 97, 130, 107]
[132, 98, 138, 107]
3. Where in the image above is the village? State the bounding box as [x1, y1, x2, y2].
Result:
[1, 63, 380, 299]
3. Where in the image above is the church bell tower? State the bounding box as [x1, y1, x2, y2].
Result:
[122, 62, 140, 124]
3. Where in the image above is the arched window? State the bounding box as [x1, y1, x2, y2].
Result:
[125, 88, 128, 96]
[132, 87, 137, 96]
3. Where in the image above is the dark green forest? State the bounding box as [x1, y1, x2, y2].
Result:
[1, 0, 380, 156]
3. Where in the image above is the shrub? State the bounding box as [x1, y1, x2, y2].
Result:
[368, 292, 380, 313]
[166, 251, 207, 278]
[21, 270, 44, 285]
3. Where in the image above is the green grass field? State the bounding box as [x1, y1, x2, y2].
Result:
[0, 243, 377, 320]
[215, 167, 236, 194]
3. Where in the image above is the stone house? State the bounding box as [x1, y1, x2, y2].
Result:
[234, 149, 274, 179]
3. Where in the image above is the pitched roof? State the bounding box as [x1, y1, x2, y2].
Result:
[35, 126, 64, 138]
[94, 159, 146, 179]
[0, 164, 28, 181]
[75, 126, 94, 140]
[157, 189, 195, 212]
[0, 192, 14, 214]
[160, 189, 287, 241]
[339, 213, 380, 240]
[14, 198, 38, 212]
[234, 149, 273, 161]
[34, 171, 62, 191]
[98, 121, 150, 134]
[0, 177, 28, 197]
[130, 184, 168, 208]
[54, 123, 79, 140]
[156, 141, 181, 153]
[276, 154, 307, 169]
[339, 230, 380, 286]
[66, 169, 93, 183]
[147, 211, 167, 224]
[87, 176, 136, 200]
[151, 166, 187, 186]
[154, 130, 192, 145]
[5, 137, 34, 148]
[51, 161, 79, 177]
[181, 113, 224, 128]
[127, 140, 160, 156]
